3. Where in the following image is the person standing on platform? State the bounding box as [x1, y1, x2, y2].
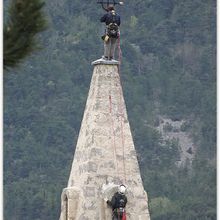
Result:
[100, 5, 121, 60]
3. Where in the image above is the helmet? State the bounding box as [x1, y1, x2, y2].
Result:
[118, 184, 126, 194]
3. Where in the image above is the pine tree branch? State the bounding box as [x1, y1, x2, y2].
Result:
[4, 0, 47, 69]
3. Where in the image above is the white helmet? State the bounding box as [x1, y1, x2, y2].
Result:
[118, 184, 126, 194]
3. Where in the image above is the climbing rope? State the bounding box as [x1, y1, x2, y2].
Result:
[107, 33, 127, 184]
[118, 75, 127, 183]
[117, 33, 127, 183]
[109, 88, 127, 183]
[118, 32, 122, 67]
[109, 81, 119, 179]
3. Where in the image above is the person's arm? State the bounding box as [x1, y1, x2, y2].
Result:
[118, 16, 121, 26]
[106, 196, 116, 208]
[100, 14, 107, 23]
[124, 196, 127, 206]
[108, 195, 116, 209]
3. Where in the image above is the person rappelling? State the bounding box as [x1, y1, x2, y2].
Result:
[100, 4, 121, 60]
[105, 184, 127, 220]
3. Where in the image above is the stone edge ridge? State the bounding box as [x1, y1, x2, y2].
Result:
[91, 58, 120, 65]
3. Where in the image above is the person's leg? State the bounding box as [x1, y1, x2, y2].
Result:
[104, 40, 110, 59]
[112, 213, 118, 220]
[109, 38, 117, 59]
[112, 209, 120, 220]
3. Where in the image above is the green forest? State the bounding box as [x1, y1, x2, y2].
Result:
[4, 0, 216, 219]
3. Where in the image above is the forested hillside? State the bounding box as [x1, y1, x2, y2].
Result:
[4, 0, 216, 219]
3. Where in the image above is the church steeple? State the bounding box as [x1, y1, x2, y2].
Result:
[60, 62, 150, 220]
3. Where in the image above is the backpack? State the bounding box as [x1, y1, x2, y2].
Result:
[114, 193, 126, 208]
[113, 208, 126, 220]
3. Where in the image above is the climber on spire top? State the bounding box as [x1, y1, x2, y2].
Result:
[100, 4, 121, 61]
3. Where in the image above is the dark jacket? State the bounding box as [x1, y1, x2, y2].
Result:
[100, 11, 121, 26]
[107, 192, 127, 210]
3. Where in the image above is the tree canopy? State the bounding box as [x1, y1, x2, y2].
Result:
[4, 0, 216, 219]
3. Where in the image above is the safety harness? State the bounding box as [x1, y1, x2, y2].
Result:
[106, 11, 119, 38]
[113, 208, 126, 220]
[112, 194, 127, 220]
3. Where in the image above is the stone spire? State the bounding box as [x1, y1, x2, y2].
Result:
[60, 61, 150, 220]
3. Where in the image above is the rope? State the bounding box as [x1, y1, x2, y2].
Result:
[119, 85, 127, 183]
[107, 33, 127, 184]
[118, 32, 122, 67]
[117, 33, 127, 183]
[109, 88, 119, 179]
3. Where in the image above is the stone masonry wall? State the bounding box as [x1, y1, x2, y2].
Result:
[60, 64, 150, 220]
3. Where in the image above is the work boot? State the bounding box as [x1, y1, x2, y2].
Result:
[102, 55, 108, 60]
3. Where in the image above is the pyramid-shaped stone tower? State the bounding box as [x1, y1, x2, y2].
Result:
[60, 61, 150, 220]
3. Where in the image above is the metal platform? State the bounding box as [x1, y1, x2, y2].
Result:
[91, 58, 120, 66]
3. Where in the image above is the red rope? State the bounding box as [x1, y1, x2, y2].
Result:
[109, 93, 119, 179]
[119, 87, 127, 183]
[107, 33, 127, 184]
[118, 33, 122, 67]
[117, 33, 127, 183]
